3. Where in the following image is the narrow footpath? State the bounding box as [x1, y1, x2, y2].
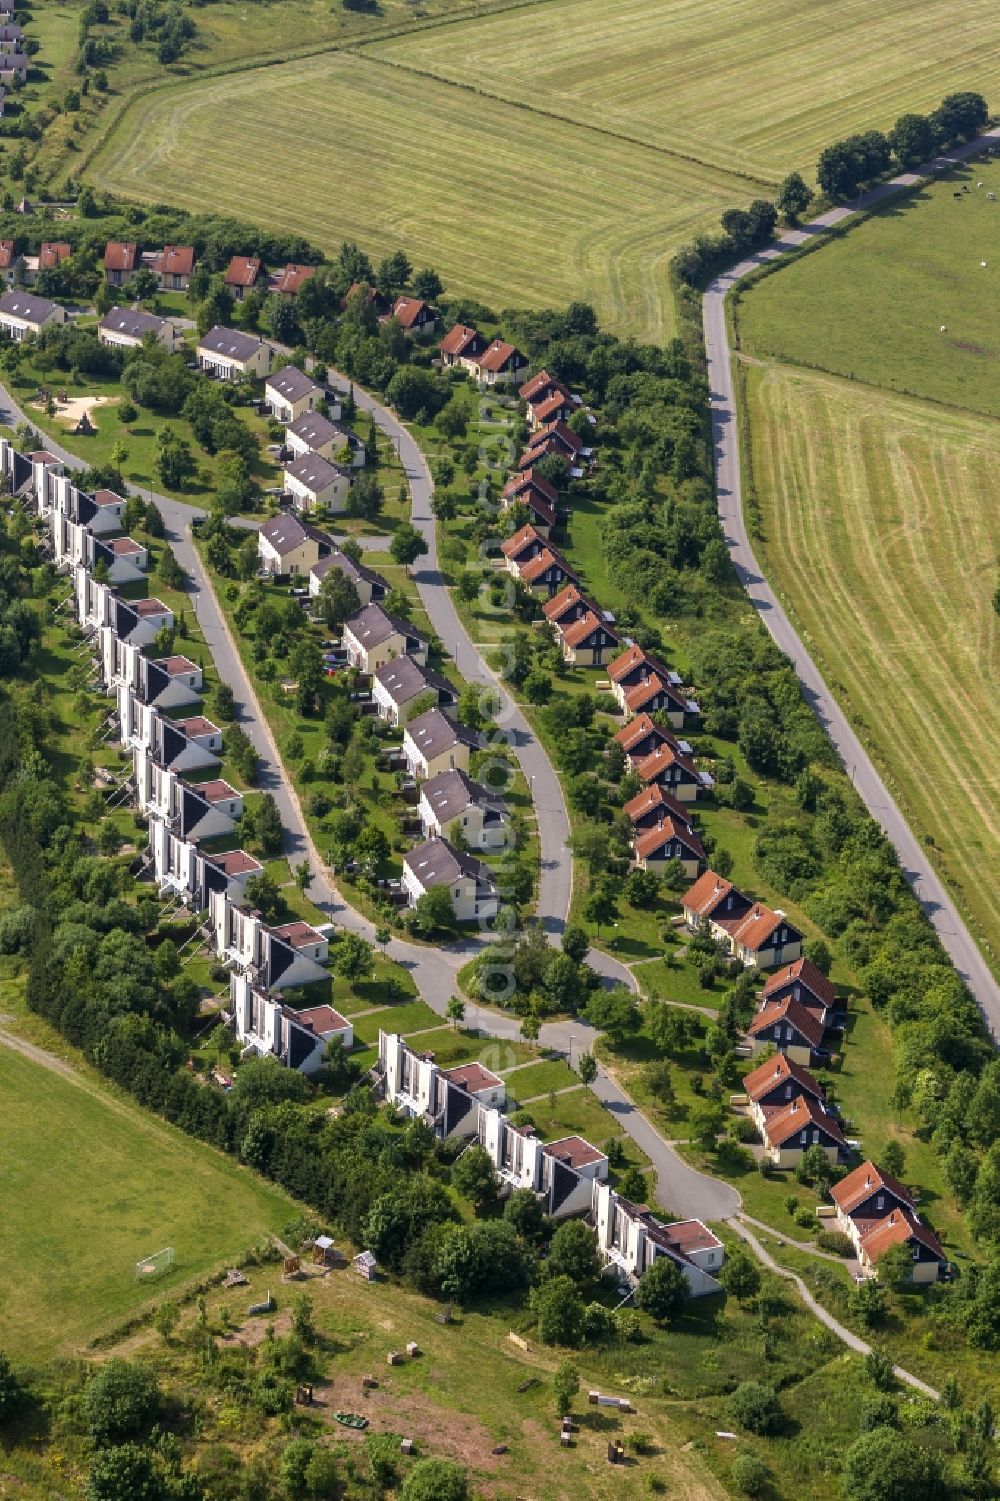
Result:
[732, 1219, 939, 1400]
[703, 127, 1000, 1034]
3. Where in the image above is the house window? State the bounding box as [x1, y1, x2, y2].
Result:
[876, 1195, 884, 1210]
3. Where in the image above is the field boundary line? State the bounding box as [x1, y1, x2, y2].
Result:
[347, 48, 775, 190]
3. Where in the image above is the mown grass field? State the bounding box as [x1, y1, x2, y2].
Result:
[366, 0, 1000, 181]
[83, 0, 1000, 338]
[0, 1044, 296, 1360]
[744, 359, 1000, 976]
[738, 158, 1000, 416]
[84, 52, 758, 341]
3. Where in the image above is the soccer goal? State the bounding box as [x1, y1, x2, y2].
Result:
[134, 1247, 175, 1282]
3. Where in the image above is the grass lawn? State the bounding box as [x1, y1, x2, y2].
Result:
[737, 158, 1000, 417]
[351, 998, 444, 1045]
[502, 1057, 580, 1103]
[400, 1027, 537, 1069]
[743, 358, 1000, 978]
[6, 358, 281, 504]
[0, 1045, 296, 1360]
[85, 51, 757, 342]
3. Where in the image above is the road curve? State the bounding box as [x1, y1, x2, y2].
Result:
[323, 370, 637, 992]
[703, 129, 1000, 1036]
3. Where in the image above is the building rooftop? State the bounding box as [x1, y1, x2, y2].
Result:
[421, 768, 507, 824]
[373, 654, 452, 705]
[345, 601, 428, 649]
[287, 409, 341, 451]
[290, 1003, 350, 1035]
[206, 849, 261, 876]
[0, 289, 62, 323]
[99, 305, 171, 340]
[405, 707, 480, 761]
[271, 920, 326, 949]
[267, 364, 321, 405]
[175, 715, 219, 738]
[831, 1160, 915, 1218]
[441, 1061, 503, 1094]
[543, 1135, 606, 1170]
[225, 254, 264, 288]
[284, 451, 347, 493]
[198, 779, 240, 803]
[198, 324, 266, 362]
[154, 655, 199, 675]
[403, 836, 494, 892]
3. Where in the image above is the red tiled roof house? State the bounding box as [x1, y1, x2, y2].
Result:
[224, 255, 267, 300]
[104, 240, 138, 287]
[392, 295, 436, 336]
[438, 322, 485, 372]
[831, 1160, 946, 1282]
[747, 993, 825, 1065]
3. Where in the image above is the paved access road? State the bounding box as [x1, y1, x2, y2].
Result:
[703, 129, 1000, 1036]
[323, 369, 637, 991]
[11, 388, 743, 1220]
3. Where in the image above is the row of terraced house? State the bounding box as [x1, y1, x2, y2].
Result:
[677, 869, 948, 1280]
[7, 438, 358, 1078]
[376, 1030, 727, 1296]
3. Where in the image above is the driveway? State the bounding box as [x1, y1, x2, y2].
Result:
[702, 129, 1000, 1035]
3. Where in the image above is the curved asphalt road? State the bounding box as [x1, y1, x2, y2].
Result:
[323, 369, 637, 991]
[12, 387, 739, 1219]
[703, 129, 1000, 1036]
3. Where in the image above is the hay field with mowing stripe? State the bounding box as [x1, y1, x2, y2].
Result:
[84, 54, 760, 341]
[745, 359, 1000, 973]
[366, 0, 1000, 182]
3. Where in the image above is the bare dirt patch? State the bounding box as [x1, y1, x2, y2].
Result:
[220, 1310, 292, 1349]
[949, 339, 993, 357]
[313, 1371, 502, 1474]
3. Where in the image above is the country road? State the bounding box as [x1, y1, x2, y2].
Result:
[703, 127, 1000, 1036]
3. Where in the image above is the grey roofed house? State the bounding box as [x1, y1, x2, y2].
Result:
[287, 410, 340, 451]
[285, 452, 347, 493]
[0, 289, 61, 324]
[347, 601, 429, 649]
[374, 654, 456, 708]
[259, 512, 332, 558]
[99, 306, 170, 341]
[403, 836, 496, 893]
[422, 768, 507, 825]
[268, 365, 322, 402]
[198, 324, 266, 361]
[311, 549, 387, 594]
[406, 707, 481, 761]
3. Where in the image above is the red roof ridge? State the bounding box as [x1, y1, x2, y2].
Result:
[747, 994, 825, 1050]
[763, 1093, 846, 1148]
